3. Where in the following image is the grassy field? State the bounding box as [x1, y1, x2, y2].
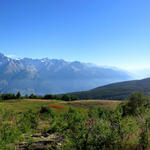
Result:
[0, 96, 150, 150]
[0, 99, 124, 150]
[64, 100, 121, 110]
[0, 99, 120, 132]
[0, 99, 121, 114]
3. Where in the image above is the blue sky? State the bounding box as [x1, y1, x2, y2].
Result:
[0, 0, 150, 70]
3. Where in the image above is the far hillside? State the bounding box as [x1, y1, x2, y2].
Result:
[71, 78, 150, 100]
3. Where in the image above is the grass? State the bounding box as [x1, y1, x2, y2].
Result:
[1, 98, 149, 150]
[0, 99, 121, 133]
[0, 99, 121, 148]
[0, 99, 65, 113]
[0, 99, 121, 114]
[64, 100, 121, 110]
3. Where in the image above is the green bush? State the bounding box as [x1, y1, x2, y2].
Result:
[0, 123, 22, 149]
[43, 94, 55, 99]
[40, 106, 54, 118]
[18, 110, 39, 133]
[61, 95, 71, 101]
[29, 93, 43, 99]
[121, 91, 150, 116]
[61, 94, 78, 101]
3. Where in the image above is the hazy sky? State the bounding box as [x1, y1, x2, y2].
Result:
[0, 0, 150, 70]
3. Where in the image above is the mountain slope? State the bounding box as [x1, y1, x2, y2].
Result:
[0, 53, 132, 95]
[71, 78, 150, 100]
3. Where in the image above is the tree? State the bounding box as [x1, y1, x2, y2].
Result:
[24, 94, 29, 99]
[122, 91, 149, 116]
[61, 94, 71, 101]
[44, 94, 54, 99]
[16, 92, 21, 99]
[29, 93, 37, 99]
[2, 94, 16, 100]
[70, 95, 78, 101]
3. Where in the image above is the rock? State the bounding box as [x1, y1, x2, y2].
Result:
[17, 133, 64, 150]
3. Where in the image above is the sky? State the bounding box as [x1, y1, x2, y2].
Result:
[0, 0, 150, 70]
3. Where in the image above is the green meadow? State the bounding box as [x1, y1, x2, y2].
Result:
[0, 93, 150, 150]
[0, 99, 119, 113]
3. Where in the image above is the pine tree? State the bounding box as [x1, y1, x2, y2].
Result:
[16, 92, 21, 99]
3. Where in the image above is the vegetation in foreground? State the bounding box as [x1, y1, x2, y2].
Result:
[0, 92, 150, 150]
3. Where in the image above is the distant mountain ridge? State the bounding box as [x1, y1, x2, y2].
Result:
[71, 78, 150, 100]
[0, 53, 132, 95]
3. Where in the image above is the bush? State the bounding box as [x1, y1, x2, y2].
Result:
[43, 94, 55, 99]
[40, 106, 54, 118]
[0, 123, 22, 149]
[70, 95, 78, 101]
[138, 117, 150, 149]
[61, 94, 78, 101]
[97, 107, 112, 119]
[18, 110, 39, 133]
[29, 93, 43, 99]
[23, 94, 29, 99]
[121, 91, 150, 116]
[61, 94, 71, 101]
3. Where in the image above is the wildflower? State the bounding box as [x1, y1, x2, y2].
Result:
[48, 105, 64, 109]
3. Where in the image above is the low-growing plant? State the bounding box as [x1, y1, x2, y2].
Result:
[17, 109, 39, 133]
[0, 123, 23, 149]
[40, 106, 55, 119]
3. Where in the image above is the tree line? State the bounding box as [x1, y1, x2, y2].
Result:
[0, 92, 78, 101]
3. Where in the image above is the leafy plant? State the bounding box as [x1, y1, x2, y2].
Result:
[18, 109, 39, 133]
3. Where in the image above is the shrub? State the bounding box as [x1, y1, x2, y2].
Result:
[61, 94, 71, 101]
[40, 106, 54, 118]
[29, 93, 38, 99]
[70, 95, 78, 101]
[138, 117, 150, 149]
[43, 94, 54, 99]
[23, 94, 29, 99]
[121, 91, 150, 116]
[18, 110, 39, 133]
[61, 94, 78, 101]
[97, 107, 112, 119]
[0, 123, 22, 149]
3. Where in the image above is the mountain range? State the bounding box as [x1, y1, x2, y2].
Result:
[72, 78, 150, 100]
[0, 53, 132, 95]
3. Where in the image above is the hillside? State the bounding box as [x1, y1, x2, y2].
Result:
[71, 78, 150, 100]
[0, 95, 150, 149]
[0, 99, 120, 149]
[0, 53, 131, 95]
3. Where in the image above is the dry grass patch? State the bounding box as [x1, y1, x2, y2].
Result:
[64, 100, 121, 110]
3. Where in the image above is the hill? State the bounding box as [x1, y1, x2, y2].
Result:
[71, 78, 150, 100]
[0, 53, 131, 95]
